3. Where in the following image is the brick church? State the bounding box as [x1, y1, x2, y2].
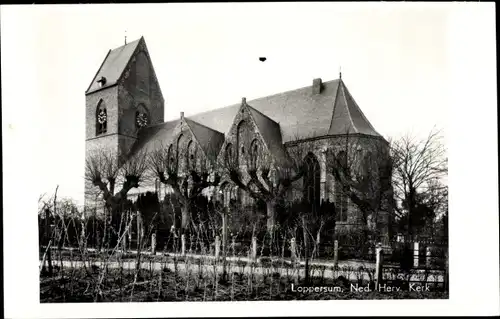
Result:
[85, 37, 393, 236]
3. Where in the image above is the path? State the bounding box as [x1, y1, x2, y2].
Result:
[42, 257, 444, 283]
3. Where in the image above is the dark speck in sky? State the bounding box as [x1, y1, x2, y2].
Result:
[259, 57, 267, 62]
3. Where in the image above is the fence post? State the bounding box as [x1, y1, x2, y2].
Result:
[251, 237, 257, 261]
[181, 234, 186, 256]
[222, 210, 227, 257]
[374, 242, 384, 290]
[151, 233, 157, 256]
[333, 239, 339, 267]
[232, 237, 236, 257]
[426, 246, 431, 268]
[215, 236, 220, 260]
[413, 242, 420, 268]
[128, 225, 132, 252]
[302, 216, 310, 284]
[290, 237, 297, 262]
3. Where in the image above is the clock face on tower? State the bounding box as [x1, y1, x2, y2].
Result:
[97, 109, 107, 124]
[136, 112, 148, 128]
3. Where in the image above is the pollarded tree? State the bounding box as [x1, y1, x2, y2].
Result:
[220, 135, 315, 232]
[85, 148, 148, 247]
[85, 149, 149, 211]
[148, 141, 221, 234]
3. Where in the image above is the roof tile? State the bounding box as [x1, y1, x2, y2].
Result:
[86, 38, 142, 94]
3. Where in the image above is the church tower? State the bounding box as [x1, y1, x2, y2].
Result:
[84, 36, 164, 208]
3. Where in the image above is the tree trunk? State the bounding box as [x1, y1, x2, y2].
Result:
[222, 210, 227, 257]
[407, 186, 416, 239]
[266, 201, 276, 232]
[181, 204, 190, 233]
[44, 209, 53, 276]
[137, 212, 143, 251]
[314, 230, 321, 258]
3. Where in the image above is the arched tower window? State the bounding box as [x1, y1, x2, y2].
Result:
[96, 100, 107, 135]
[303, 153, 321, 213]
[335, 151, 349, 222]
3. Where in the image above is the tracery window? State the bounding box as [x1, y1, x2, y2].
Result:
[335, 151, 349, 222]
[303, 153, 321, 213]
[225, 143, 234, 165]
[250, 139, 260, 169]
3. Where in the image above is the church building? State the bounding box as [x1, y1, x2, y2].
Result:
[85, 37, 393, 235]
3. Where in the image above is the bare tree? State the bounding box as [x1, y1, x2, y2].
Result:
[148, 142, 221, 234]
[85, 148, 148, 248]
[85, 149, 149, 211]
[390, 128, 448, 237]
[220, 136, 314, 232]
[326, 130, 395, 241]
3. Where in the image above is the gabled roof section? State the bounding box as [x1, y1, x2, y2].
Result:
[128, 120, 180, 157]
[189, 80, 342, 142]
[184, 117, 225, 160]
[85, 38, 142, 94]
[328, 79, 381, 136]
[246, 104, 290, 167]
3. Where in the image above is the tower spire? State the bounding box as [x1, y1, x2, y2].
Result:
[339, 66, 342, 79]
[124, 30, 127, 45]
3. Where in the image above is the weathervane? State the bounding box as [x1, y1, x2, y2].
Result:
[339, 66, 342, 79]
[125, 30, 127, 45]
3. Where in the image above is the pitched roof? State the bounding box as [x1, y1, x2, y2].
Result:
[184, 118, 225, 160]
[328, 79, 381, 136]
[188, 78, 380, 143]
[128, 117, 225, 160]
[129, 77, 381, 163]
[86, 38, 142, 94]
[246, 104, 289, 166]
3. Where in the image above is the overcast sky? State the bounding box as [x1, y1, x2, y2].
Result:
[0, 3, 491, 206]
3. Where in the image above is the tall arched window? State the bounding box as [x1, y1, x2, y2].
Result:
[250, 139, 260, 169]
[167, 144, 173, 170]
[177, 134, 187, 173]
[225, 143, 234, 165]
[237, 120, 252, 165]
[96, 100, 107, 135]
[186, 140, 193, 171]
[303, 153, 321, 213]
[360, 151, 373, 177]
[335, 151, 348, 222]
